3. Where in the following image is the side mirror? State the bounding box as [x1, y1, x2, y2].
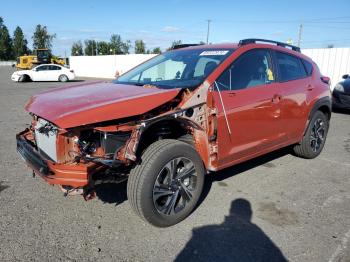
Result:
[342, 74, 349, 79]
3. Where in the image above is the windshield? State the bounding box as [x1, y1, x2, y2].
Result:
[114, 48, 235, 89]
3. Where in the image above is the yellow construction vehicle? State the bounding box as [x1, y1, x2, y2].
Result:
[16, 49, 65, 70]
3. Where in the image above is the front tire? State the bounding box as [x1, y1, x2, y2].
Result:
[18, 75, 27, 82]
[293, 110, 329, 159]
[127, 139, 205, 227]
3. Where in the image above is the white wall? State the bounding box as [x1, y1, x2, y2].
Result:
[302, 48, 350, 88]
[70, 48, 350, 88]
[69, 54, 156, 79]
[0, 61, 15, 66]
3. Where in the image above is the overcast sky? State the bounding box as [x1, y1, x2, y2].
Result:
[2, 0, 350, 56]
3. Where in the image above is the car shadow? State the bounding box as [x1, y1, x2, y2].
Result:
[95, 146, 291, 208]
[175, 198, 288, 262]
[68, 79, 86, 82]
[95, 181, 127, 205]
[332, 107, 350, 115]
[17, 79, 86, 83]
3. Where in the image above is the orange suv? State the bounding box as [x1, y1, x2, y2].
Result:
[17, 39, 331, 227]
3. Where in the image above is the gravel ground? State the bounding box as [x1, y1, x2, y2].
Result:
[0, 66, 349, 262]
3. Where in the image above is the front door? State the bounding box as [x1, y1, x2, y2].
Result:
[212, 49, 285, 167]
[32, 65, 49, 81]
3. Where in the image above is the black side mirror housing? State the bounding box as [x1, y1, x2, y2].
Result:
[342, 74, 349, 79]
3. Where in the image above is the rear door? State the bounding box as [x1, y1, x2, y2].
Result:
[47, 65, 62, 81]
[212, 49, 285, 167]
[273, 51, 311, 142]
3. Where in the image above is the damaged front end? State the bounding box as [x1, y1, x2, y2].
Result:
[16, 116, 139, 200]
[16, 83, 217, 200]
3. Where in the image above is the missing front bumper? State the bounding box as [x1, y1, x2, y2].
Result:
[16, 130, 101, 188]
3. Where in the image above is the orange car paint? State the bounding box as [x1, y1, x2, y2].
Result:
[17, 42, 331, 191]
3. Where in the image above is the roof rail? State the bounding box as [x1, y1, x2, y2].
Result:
[238, 38, 301, 52]
[172, 44, 201, 50]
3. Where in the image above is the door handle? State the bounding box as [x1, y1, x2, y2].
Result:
[307, 84, 314, 91]
[272, 94, 282, 103]
[228, 91, 236, 97]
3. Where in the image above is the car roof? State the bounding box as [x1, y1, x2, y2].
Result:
[178, 42, 312, 62]
[36, 64, 63, 66]
[179, 43, 239, 50]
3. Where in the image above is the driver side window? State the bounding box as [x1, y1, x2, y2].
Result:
[215, 49, 274, 91]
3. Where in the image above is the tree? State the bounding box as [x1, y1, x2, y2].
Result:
[121, 40, 131, 54]
[0, 17, 13, 60]
[71, 41, 83, 56]
[84, 40, 97, 56]
[12, 26, 28, 58]
[110, 34, 124, 54]
[97, 41, 110, 55]
[32, 25, 56, 50]
[135, 40, 146, 54]
[167, 40, 182, 51]
[152, 47, 162, 54]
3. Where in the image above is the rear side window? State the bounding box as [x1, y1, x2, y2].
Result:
[49, 65, 61, 70]
[275, 51, 307, 81]
[301, 59, 313, 76]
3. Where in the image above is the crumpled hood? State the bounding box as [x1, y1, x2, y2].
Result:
[25, 81, 181, 128]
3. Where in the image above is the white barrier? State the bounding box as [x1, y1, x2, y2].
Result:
[302, 48, 350, 88]
[69, 54, 156, 79]
[70, 48, 350, 88]
[0, 61, 15, 66]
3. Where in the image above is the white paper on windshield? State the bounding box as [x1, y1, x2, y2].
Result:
[199, 50, 229, 56]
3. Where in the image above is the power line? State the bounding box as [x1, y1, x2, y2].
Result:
[213, 16, 350, 25]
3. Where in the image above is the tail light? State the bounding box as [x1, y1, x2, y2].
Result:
[321, 76, 330, 84]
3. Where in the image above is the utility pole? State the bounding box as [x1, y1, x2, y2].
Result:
[206, 19, 211, 44]
[297, 24, 303, 47]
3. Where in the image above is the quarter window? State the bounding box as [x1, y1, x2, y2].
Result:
[215, 49, 274, 91]
[276, 52, 307, 81]
[301, 59, 313, 76]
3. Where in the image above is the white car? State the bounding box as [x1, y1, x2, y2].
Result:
[11, 64, 75, 82]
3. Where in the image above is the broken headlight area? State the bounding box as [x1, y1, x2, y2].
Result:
[74, 129, 131, 166]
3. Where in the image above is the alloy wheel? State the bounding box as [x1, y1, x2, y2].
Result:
[310, 118, 325, 152]
[152, 157, 197, 216]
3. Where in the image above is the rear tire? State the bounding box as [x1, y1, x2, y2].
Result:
[293, 111, 329, 159]
[127, 139, 205, 227]
[58, 74, 68, 82]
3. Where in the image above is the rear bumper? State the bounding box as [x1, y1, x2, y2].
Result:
[16, 130, 100, 188]
[332, 90, 350, 109]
